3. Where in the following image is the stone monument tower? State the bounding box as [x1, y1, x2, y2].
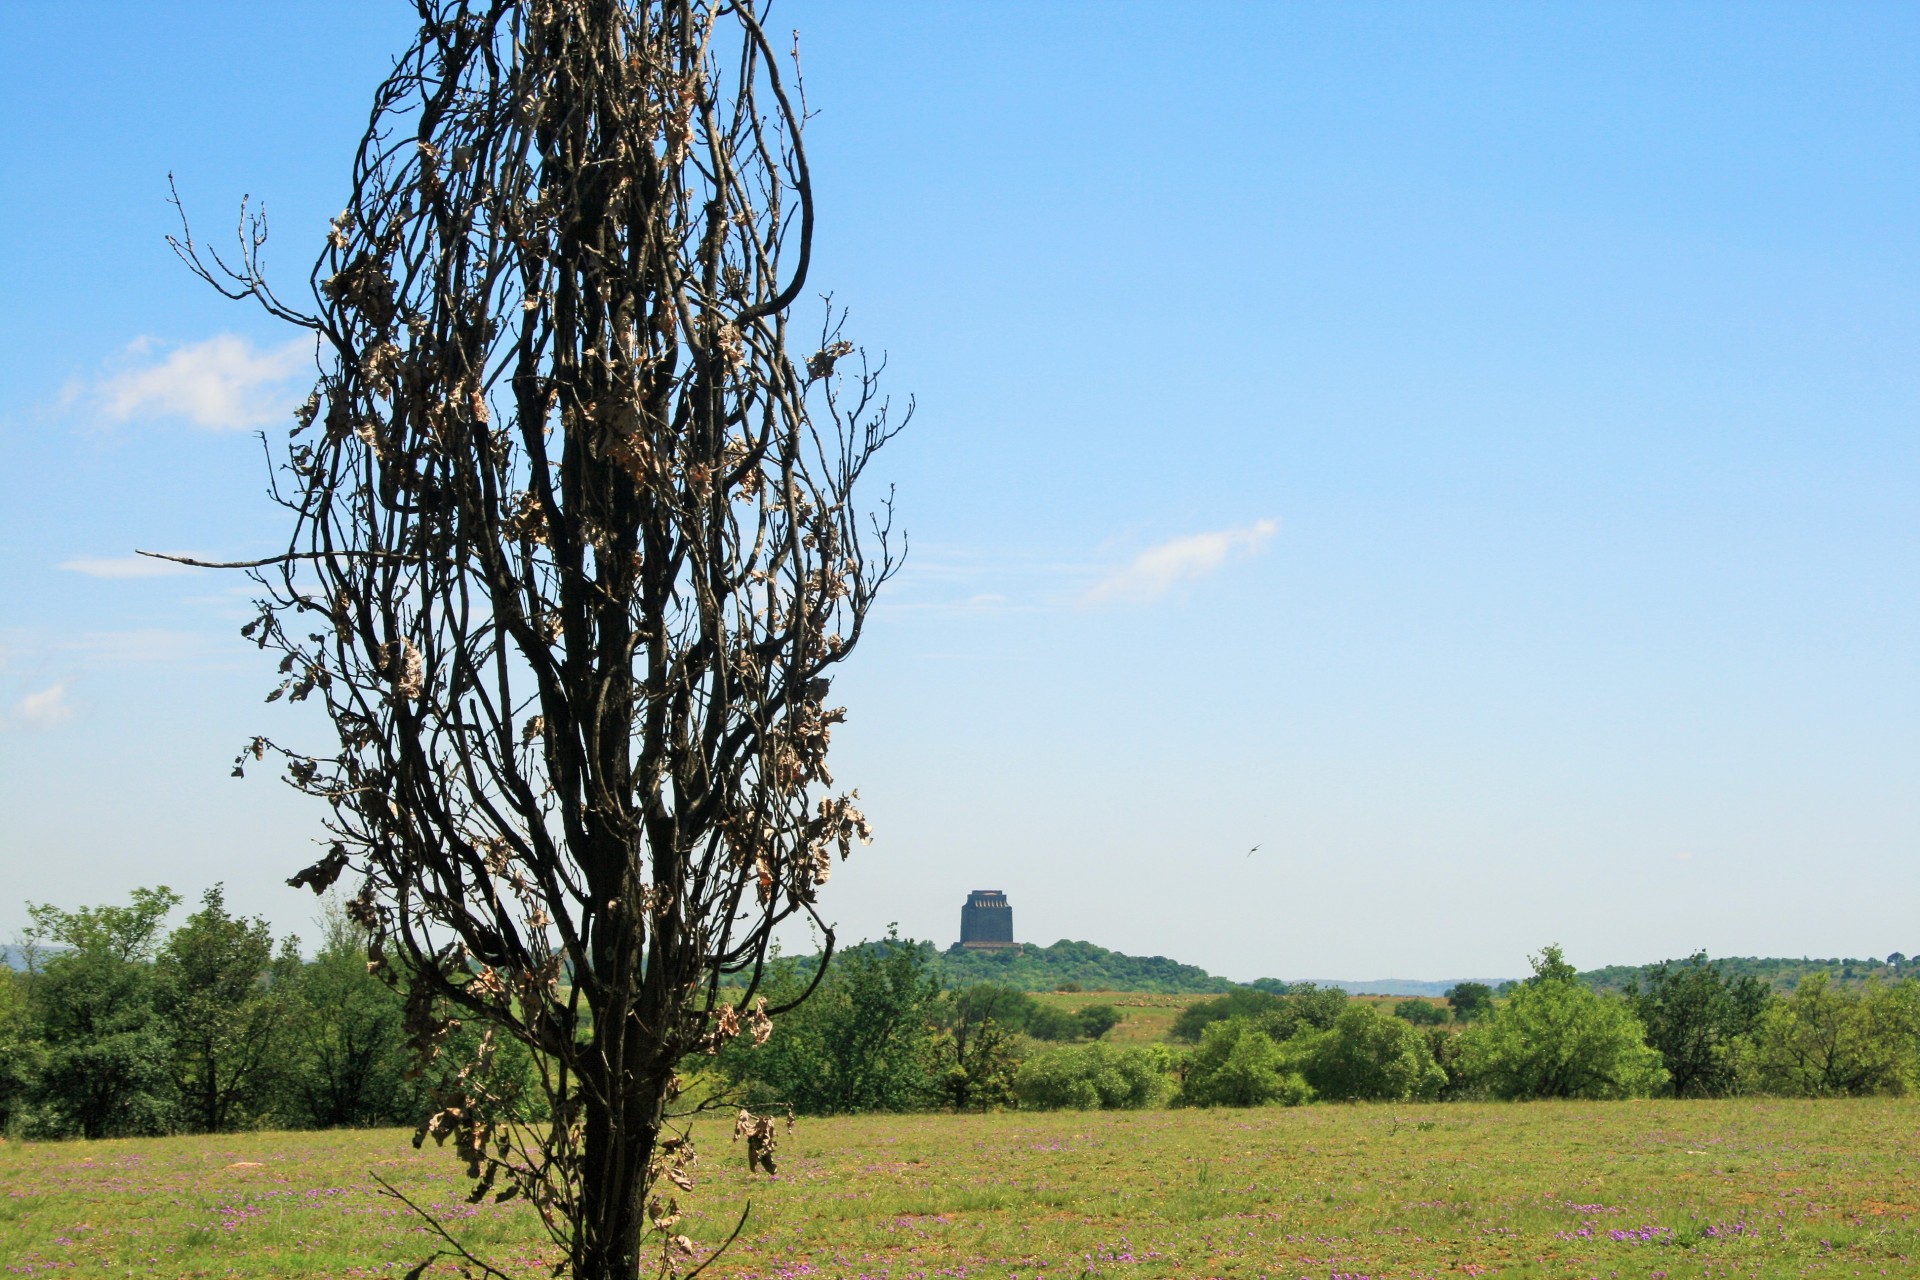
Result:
[958, 889, 1017, 950]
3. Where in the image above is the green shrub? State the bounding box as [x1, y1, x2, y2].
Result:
[1026, 1004, 1084, 1041]
[1446, 983, 1495, 1022]
[1394, 999, 1449, 1026]
[1292, 1003, 1447, 1101]
[1172, 984, 1346, 1044]
[1014, 1043, 1174, 1111]
[1026, 1001, 1122, 1042]
[1625, 951, 1770, 1098]
[1176, 1018, 1313, 1108]
[720, 931, 944, 1114]
[1747, 973, 1920, 1097]
[1458, 946, 1666, 1100]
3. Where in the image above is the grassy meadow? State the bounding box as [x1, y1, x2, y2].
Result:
[4, 1098, 1918, 1279]
[1028, 991, 1199, 1045]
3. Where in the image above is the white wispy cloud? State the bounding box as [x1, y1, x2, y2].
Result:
[0, 628, 219, 677]
[14, 682, 74, 729]
[76, 334, 312, 430]
[1084, 518, 1279, 605]
[58, 554, 200, 579]
[71, 629, 215, 668]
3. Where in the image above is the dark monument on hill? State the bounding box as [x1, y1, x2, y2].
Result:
[958, 889, 1018, 951]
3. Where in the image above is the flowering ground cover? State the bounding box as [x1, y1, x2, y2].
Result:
[3, 1099, 1917, 1278]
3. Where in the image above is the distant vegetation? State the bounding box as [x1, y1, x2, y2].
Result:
[10, 886, 1920, 1142]
[1578, 953, 1920, 994]
[780, 937, 1241, 994]
[937, 939, 1242, 993]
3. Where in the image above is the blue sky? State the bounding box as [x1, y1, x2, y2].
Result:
[1, 3, 1914, 980]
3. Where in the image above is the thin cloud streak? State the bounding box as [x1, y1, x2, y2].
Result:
[1083, 518, 1278, 605]
[1, 628, 221, 672]
[75, 334, 312, 430]
[59, 555, 200, 579]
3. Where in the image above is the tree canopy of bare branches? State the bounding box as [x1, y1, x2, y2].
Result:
[167, 2, 904, 1275]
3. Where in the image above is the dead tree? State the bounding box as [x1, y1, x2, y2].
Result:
[164, 2, 904, 1275]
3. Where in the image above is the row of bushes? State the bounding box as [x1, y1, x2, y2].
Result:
[1173, 944, 1920, 1107]
[719, 941, 1920, 1113]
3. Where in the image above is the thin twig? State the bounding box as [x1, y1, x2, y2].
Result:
[371, 1171, 521, 1280]
[679, 1199, 752, 1280]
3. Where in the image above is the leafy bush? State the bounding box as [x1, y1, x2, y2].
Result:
[1292, 1004, 1447, 1102]
[23, 887, 182, 1138]
[0, 968, 42, 1135]
[155, 886, 299, 1134]
[1014, 1043, 1174, 1111]
[280, 907, 418, 1128]
[1747, 973, 1920, 1097]
[1077, 1004, 1122, 1040]
[931, 984, 1031, 1110]
[1394, 999, 1449, 1026]
[1176, 1018, 1313, 1108]
[1458, 946, 1665, 1100]
[1026, 1001, 1122, 1042]
[720, 932, 944, 1114]
[1171, 984, 1346, 1044]
[1026, 1005, 1084, 1041]
[1445, 983, 1495, 1022]
[1170, 989, 1283, 1042]
[1625, 951, 1770, 1098]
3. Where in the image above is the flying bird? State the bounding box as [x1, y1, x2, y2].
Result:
[1246, 844, 1262, 857]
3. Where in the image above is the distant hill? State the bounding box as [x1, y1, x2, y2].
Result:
[1256, 977, 1520, 998]
[1578, 954, 1916, 994]
[783, 938, 1240, 994]
[0, 944, 48, 970]
[790, 938, 1920, 999]
[937, 939, 1240, 993]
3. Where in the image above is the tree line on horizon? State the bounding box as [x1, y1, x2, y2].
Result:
[6, 886, 1919, 1142]
[741, 934, 1920, 1000]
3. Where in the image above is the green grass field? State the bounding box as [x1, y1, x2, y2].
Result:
[4, 1099, 1917, 1278]
[1027, 991, 1198, 1045]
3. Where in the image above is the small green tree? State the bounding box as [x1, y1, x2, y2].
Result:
[1176, 1018, 1314, 1108]
[283, 898, 416, 1128]
[0, 966, 41, 1134]
[1748, 973, 1920, 1097]
[1445, 982, 1495, 1022]
[1024, 1004, 1082, 1041]
[1292, 1003, 1447, 1102]
[1458, 945, 1665, 1100]
[723, 931, 942, 1114]
[1422, 1025, 1473, 1099]
[155, 886, 300, 1133]
[1394, 999, 1449, 1026]
[1625, 952, 1770, 1097]
[24, 886, 181, 1138]
[1076, 1004, 1122, 1040]
[933, 984, 1030, 1110]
